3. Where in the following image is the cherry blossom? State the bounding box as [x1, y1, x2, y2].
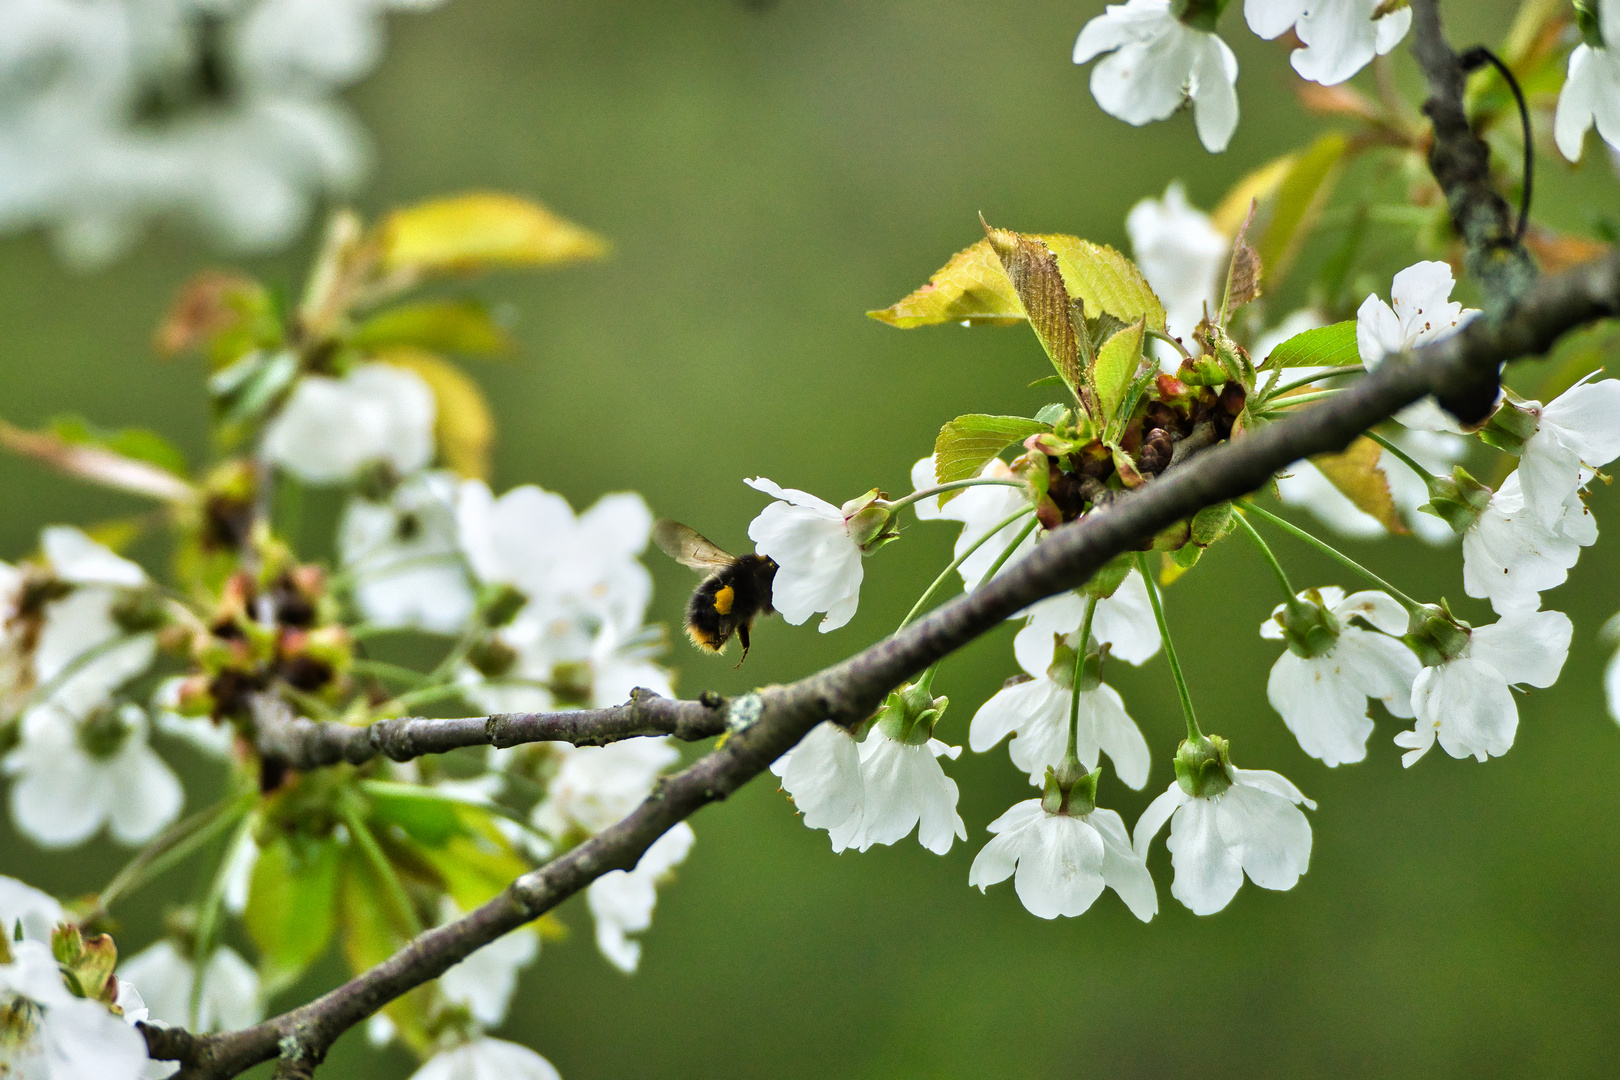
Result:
[852, 727, 966, 855]
[1073, 0, 1241, 153]
[1554, 1, 1620, 161]
[1461, 470, 1594, 614]
[1244, 0, 1411, 86]
[0, 939, 151, 1080]
[408, 1038, 561, 1080]
[587, 822, 695, 973]
[261, 364, 436, 484]
[907, 457, 1034, 589]
[1356, 261, 1481, 432]
[339, 470, 474, 635]
[770, 721, 866, 852]
[1126, 182, 1229, 365]
[969, 799, 1157, 920]
[1014, 572, 1162, 669]
[1513, 376, 1620, 534]
[118, 943, 261, 1033]
[745, 477, 865, 631]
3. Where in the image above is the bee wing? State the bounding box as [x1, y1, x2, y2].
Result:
[652, 519, 736, 571]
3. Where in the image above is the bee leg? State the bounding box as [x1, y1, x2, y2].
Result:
[734, 623, 751, 668]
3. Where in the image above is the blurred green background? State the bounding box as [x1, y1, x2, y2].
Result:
[4, 1, 1620, 1077]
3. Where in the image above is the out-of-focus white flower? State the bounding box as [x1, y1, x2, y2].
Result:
[530, 737, 679, 840]
[851, 727, 966, 855]
[0, 874, 64, 943]
[1261, 588, 1418, 766]
[1462, 470, 1594, 614]
[1126, 182, 1229, 365]
[907, 458, 1035, 590]
[587, 821, 695, 973]
[1135, 765, 1315, 915]
[1356, 261, 1481, 432]
[1276, 429, 1469, 545]
[1244, 0, 1411, 86]
[969, 799, 1156, 921]
[744, 477, 864, 632]
[408, 1037, 561, 1080]
[969, 634, 1150, 789]
[339, 470, 474, 634]
[262, 364, 436, 485]
[457, 481, 655, 638]
[220, 832, 260, 917]
[1073, 0, 1241, 153]
[1554, 1, 1620, 161]
[5, 698, 182, 849]
[770, 722, 865, 852]
[1014, 572, 1161, 669]
[1395, 610, 1571, 766]
[436, 900, 538, 1025]
[118, 942, 261, 1033]
[1513, 376, 1620, 534]
[0, 0, 441, 266]
[0, 939, 151, 1080]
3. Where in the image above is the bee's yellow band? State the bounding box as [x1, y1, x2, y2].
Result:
[713, 585, 735, 615]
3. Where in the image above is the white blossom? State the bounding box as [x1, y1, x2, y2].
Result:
[6, 694, 181, 850]
[529, 737, 679, 840]
[457, 481, 655, 638]
[587, 821, 695, 973]
[1014, 572, 1161, 669]
[1356, 261, 1481, 432]
[969, 637, 1150, 790]
[436, 901, 538, 1026]
[770, 722, 865, 852]
[852, 727, 966, 855]
[744, 477, 864, 632]
[1244, 0, 1411, 86]
[1134, 767, 1315, 915]
[0, 939, 150, 1080]
[1276, 429, 1468, 545]
[1261, 588, 1419, 766]
[408, 1038, 561, 1080]
[339, 471, 474, 634]
[1395, 610, 1572, 766]
[1554, 2, 1620, 161]
[1513, 376, 1620, 534]
[0, 875, 64, 944]
[969, 799, 1156, 921]
[117, 943, 261, 1034]
[1461, 470, 1594, 614]
[907, 458, 1034, 589]
[1126, 182, 1229, 365]
[0, 0, 440, 266]
[262, 364, 436, 484]
[1073, 0, 1241, 153]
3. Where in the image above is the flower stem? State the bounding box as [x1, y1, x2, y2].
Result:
[883, 477, 1029, 513]
[191, 811, 258, 1028]
[1264, 389, 1342, 410]
[1242, 502, 1424, 613]
[978, 516, 1040, 583]
[341, 794, 426, 938]
[1135, 553, 1202, 743]
[1066, 595, 1100, 764]
[896, 509, 1035, 631]
[1364, 430, 1435, 480]
[1262, 366, 1364, 399]
[95, 793, 253, 915]
[1233, 511, 1296, 598]
[1146, 328, 1192, 361]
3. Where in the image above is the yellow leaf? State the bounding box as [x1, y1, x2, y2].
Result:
[1311, 437, 1407, 534]
[1212, 153, 1296, 237]
[379, 193, 608, 276]
[1040, 236, 1167, 335]
[1257, 133, 1347, 287]
[983, 224, 1082, 389]
[377, 348, 494, 480]
[868, 240, 1026, 328]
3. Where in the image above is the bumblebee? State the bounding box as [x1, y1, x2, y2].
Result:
[652, 519, 778, 661]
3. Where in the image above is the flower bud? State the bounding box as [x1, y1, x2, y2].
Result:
[466, 637, 518, 678]
[1421, 466, 1493, 534]
[1403, 602, 1471, 666]
[844, 489, 900, 553]
[1477, 398, 1538, 454]
[1279, 591, 1341, 659]
[52, 923, 119, 1003]
[478, 583, 528, 629]
[874, 678, 949, 744]
[173, 675, 216, 717]
[1174, 734, 1233, 798]
[1041, 760, 1099, 817]
[111, 586, 169, 634]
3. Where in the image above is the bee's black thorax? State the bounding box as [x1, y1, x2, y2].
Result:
[684, 555, 777, 655]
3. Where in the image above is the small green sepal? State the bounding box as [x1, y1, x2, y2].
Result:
[1421, 466, 1493, 534]
[1403, 600, 1471, 666]
[1279, 590, 1341, 659]
[1174, 734, 1232, 799]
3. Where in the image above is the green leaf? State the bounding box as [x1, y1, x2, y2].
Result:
[245, 835, 340, 990]
[46, 416, 189, 478]
[933, 415, 1048, 506]
[416, 818, 531, 913]
[1041, 236, 1167, 335]
[1094, 318, 1146, 426]
[1257, 133, 1347, 287]
[351, 300, 514, 357]
[338, 853, 434, 1055]
[361, 781, 473, 847]
[1264, 321, 1359, 368]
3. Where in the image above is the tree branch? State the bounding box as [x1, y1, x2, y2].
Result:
[145, 246, 1620, 1080]
[1409, 0, 1537, 307]
[254, 687, 729, 771]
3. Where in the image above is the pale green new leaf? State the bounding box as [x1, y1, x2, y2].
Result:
[1041, 236, 1167, 335]
[351, 300, 514, 357]
[867, 240, 1026, 327]
[1257, 133, 1347, 286]
[933, 414, 1048, 506]
[245, 835, 340, 990]
[1264, 321, 1359, 368]
[1094, 317, 1146, 426]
